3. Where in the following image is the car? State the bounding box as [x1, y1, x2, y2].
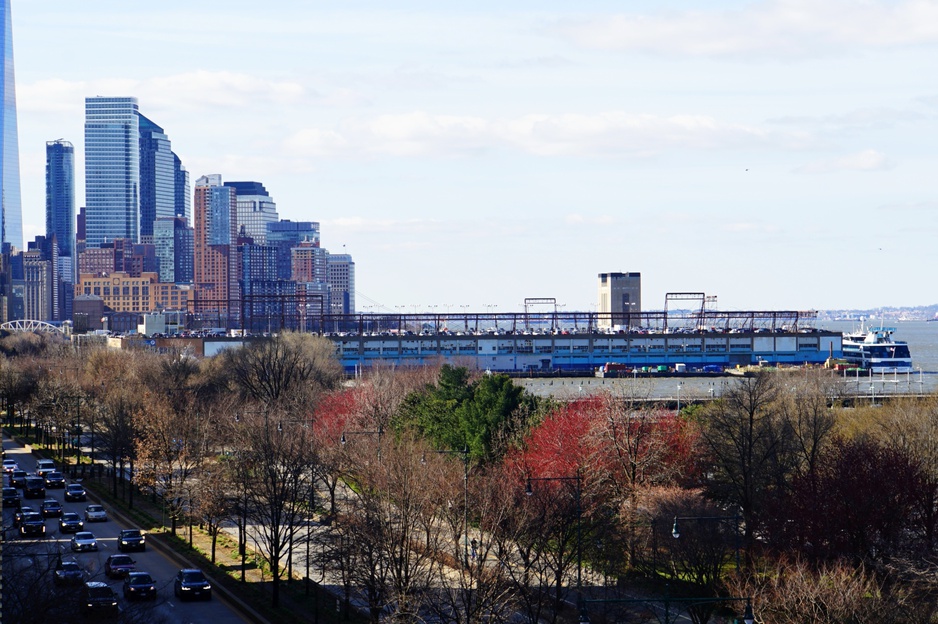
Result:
[40, 498, 64, 518]
[35, 458, 56, 476]
[117, 528, 146, 552]
[173, 568, 212, 600]
[80, 581, 119, 617]
[54, 559, 85, 586]
[3, 458, 19, 473]
[64, 482, 87, 502]
[23, 476, 45, 499]
[104, 554, 136, 578]
[43, 471, 66, 488]
[70, 531, 98, 552]
[84, 504, 107, 522]
[2, 486, 20, 507]
[36, 459, 56, 477]
[18, 512, 46, 538]
[59, 512, 84, 533]
[13, 505, 36, 527]
[123, 572, 157, 600]
[10, 469, 28, 488]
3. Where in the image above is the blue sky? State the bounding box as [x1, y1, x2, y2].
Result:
[12, 1, 938, 312]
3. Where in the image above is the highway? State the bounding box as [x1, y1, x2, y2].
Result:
[2, 435, 251, 624]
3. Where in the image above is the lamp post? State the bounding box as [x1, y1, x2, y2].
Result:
[677, 382, 683, 413]
[526, 473, 583, 613]
[340, 427, 383, 457]
[671, 514, 742, 571]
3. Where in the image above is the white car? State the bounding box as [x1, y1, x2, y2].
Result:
[84, 505, 108, 522]
[70, 531, 98, 552]
[2, 458, 18, 473]
[36, 459, 56, 477]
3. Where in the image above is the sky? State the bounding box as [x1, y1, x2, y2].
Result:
[11, 0, 938, 313]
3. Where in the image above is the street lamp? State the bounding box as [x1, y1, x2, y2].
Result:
[526, 473, 583, 612]
[676, 382, 683, 413]
[671, 514, 742, 570]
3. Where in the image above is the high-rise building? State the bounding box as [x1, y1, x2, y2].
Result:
[153, 216, 193, 284]
[267, 220, 320, 280]
[138, 113, 175, 240]
[174, 153, 190, 223]
[84, 97, 140, 247]
[327, 253, 355, 315]
[0, 0, 23, 250]
[193, 175, 238, 312]
[46, 139, 75, 257]
[23, 235, 59, 321]
[597, 272, 641, 329]
[224, 181, 278, 244]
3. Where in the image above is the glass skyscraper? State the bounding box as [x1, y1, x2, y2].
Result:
[138, 113, 175, 240]
[46, 139, 75, 257]
[84, 97, 140, 247]
[0, 0, 23, 250]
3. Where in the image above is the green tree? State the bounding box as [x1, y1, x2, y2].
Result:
[395, 366, 537, 461]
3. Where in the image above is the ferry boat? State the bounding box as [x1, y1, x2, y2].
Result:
[841, 326, 913, 374]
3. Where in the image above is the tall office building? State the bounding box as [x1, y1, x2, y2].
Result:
[224, 181, 278, 244]
[327, 253, 355, 315]
[0, 0, 22, 250]
[138, 113, 175, 240]
[153, 216, 193, 284]
[84, 97, 140, 247]
[193, 175, 238, 309]
[46, 140, 75, 257]
[597, 272, 641, 329]
[174, 153, 190, 223]
[267, 220, 320, 279]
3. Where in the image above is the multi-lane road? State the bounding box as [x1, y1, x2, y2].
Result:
[2, 435, 252, 624]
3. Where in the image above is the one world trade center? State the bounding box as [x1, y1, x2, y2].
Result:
[0, 0, 22, 250]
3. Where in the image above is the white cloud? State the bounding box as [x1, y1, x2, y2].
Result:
[795, 149, 893, 173]
[556, 0, 938, 58]
[284, 110, 783, 159]
[18, 71, 307, 115]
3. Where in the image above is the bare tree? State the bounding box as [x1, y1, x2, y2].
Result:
[230, 406, 316, 608]
[699, 372, 788, 558]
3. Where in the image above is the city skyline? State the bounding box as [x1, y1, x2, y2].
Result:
[11, 1, 938, 312]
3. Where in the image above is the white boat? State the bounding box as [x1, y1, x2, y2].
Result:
[841, 326, 913, 374]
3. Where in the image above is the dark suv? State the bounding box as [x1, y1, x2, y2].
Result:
[18, 512, 46, 538]
[117, 528, 146, 552]
[2, 486, 19, 507]
[81, 581, 119, 617]
[23, 476, 45, 499]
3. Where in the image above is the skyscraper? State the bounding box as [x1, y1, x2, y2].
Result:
[138, 113, 175, 240]
[224, 181, 278, 244]
[193, 175, 238, 310]
[327, 253, 355, 315]
[153, 216, 193, 284]
[46, 140, 75, 257]
[84, 97, 140, 247]
[0, 0, 23, 250]
[174, 153, 190, 223]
